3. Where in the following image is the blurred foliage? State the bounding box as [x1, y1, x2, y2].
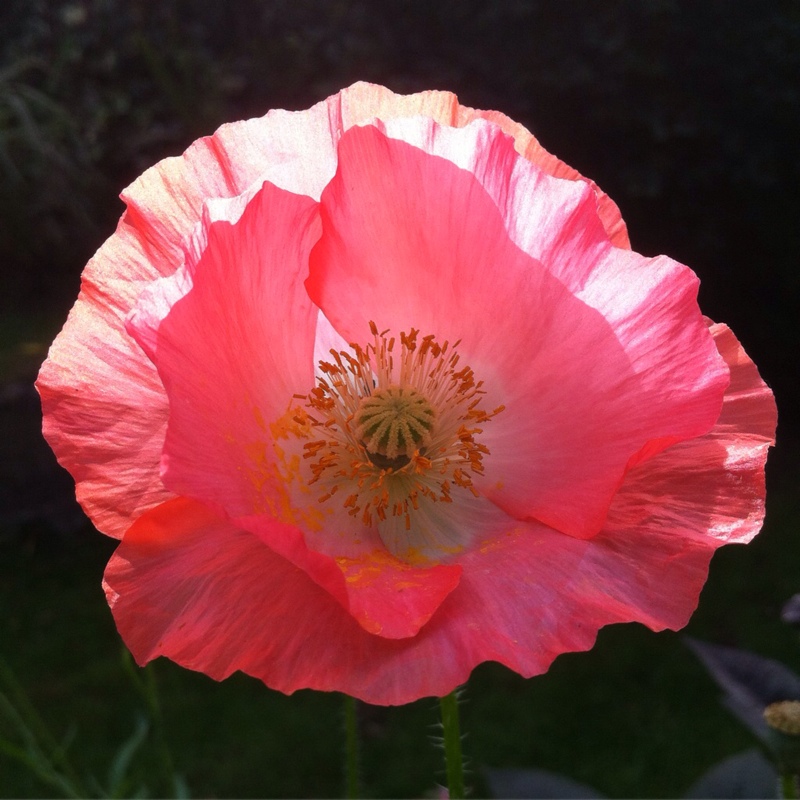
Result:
[1, 651, 189, 798]
[0, 0, 230, 301]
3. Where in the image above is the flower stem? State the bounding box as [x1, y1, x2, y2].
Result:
[781, 773, 799, 799]
[343, 694, 360, 799]
[439, 690, 465, 799]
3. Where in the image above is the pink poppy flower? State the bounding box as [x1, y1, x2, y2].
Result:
[37, 82, 776, 705]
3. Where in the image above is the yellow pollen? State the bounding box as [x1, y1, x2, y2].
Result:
[298, 323, 503, 536]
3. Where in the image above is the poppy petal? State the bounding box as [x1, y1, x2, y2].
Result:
[106, 498, 460, 663]
[337, 81, 629, 246]
[127, 181, 321, 524]
[308, 119, 728, 539]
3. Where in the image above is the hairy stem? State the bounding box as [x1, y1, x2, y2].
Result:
[439, 691, 465, 799]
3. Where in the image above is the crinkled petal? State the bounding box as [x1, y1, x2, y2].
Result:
[31, 86, 344, 538]
[106, 498, 460, 667]
[446, 319, 777, 689]
[234, 511, 460, 639]
[36, 222, 175, 538]
[36, 112, 305, 538]
[307, 120, 728, 538]
[37, 103, 316, 538]
[103, 498, 350, 673]
[706, 322, 778, 450]
[128, 180, 321, 525]
[335, 82, 629, 246]
[460, 107, 630, 248]
[606, 322, 777, 546]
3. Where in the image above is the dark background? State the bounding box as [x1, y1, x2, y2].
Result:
[1, 1, 798, 797]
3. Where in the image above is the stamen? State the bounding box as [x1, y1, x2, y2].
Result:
[300, 323, 502, 558]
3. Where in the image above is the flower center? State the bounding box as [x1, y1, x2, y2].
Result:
[297, 322, 504, 560]
[354, 386, 435, 470]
